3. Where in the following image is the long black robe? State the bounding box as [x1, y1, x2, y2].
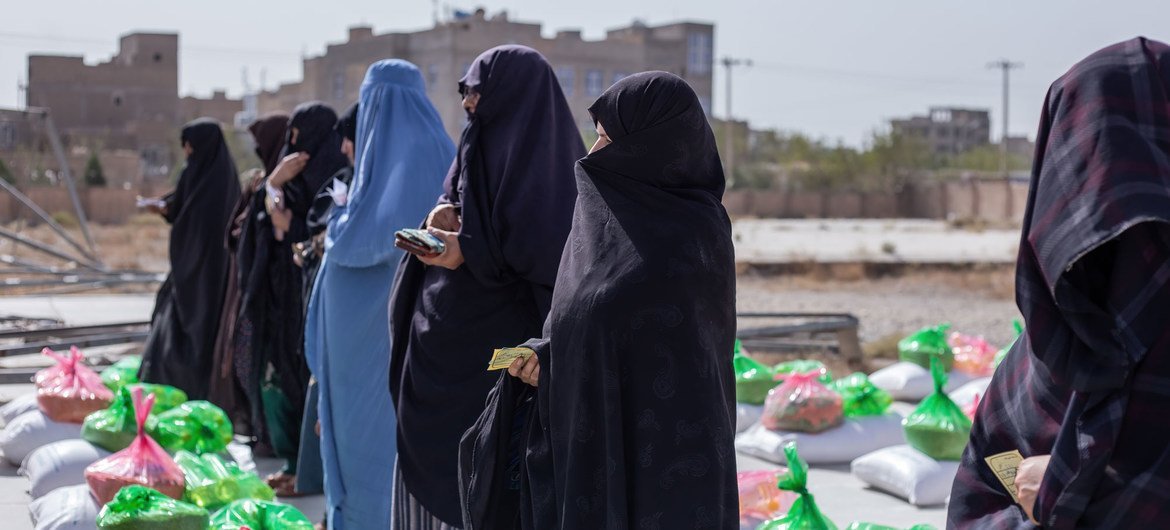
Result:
[139, 119, 242, 401]
[520, 72, 738, 529]
[236, 102, 347, 466]
[388, 45, 583, 526]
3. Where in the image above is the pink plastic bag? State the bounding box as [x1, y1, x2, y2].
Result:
[37, 346, 113, 423]
[963, 393, 981, 421]
[949, 332, 997, 377]
[737, 469, 796, 530]
[762, 371, 844, 433]
[85, 387, 185, 505]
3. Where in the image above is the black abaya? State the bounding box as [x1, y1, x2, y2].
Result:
[139, 118, 242, 401]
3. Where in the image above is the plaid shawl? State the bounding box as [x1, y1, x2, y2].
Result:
[949, 37, 1170, 529]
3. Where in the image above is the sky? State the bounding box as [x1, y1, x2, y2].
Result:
[1, 0, 1167, 146]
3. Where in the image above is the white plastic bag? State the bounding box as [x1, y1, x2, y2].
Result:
[948, 377, 993, 411]
[29, 483, 99, 530]
[0, 410, 82, 466]
[1, 393, 40, 426]
[22, 439, 110, 499]
[869, 362, 973, 401]
[850, 444, 960, 506]
[736, 403, 763, 434]
[735, 413, 905, 465]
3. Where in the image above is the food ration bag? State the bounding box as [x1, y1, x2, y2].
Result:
[948, 333, 996, 377]
[901, 357, 972, 460]
[737, 469, 795, 530]
[828, 373, 893, 418]
[757, 443, 838, 530]
[176, 451, 274, 510]
[897, 325, 953, 371]
[22, 439, 111, 499]
[100, 357, 142, 394]
[762, 371, 844, 433]
[0, 409, 83, 465]
[1, 392, 39, 425]
[84, 385, 187, 452]
[38, 347, 113, 423]
[209, 499, 315, 530]
[734, 343, 778, 405]
[95, 484, 209, 530]
[148, 401, 233, 454]
[773, 360, 833, 385]
[85, 388, 185, 505]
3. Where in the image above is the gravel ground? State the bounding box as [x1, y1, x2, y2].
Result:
[737, 272, 1021, 347]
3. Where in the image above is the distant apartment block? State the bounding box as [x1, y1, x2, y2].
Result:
[890, 107, 991, 158]
[258, 9, 715, 139]
[24, 32, 241, 180]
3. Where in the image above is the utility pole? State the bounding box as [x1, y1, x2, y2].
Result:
[987, 59, 1022, 177]
[721, 57, 752, 182]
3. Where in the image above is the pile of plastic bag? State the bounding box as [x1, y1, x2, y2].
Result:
[96, 484, 209, 529]
[83, 385, 188, 452]
[757, 443, 838, 529]
[85, 388, 186, 504]
[829, 373, 893, 418]
[902, 358, 972, 461]
[897, 325, 953, 371]
[948, 333, 996, 377]
[734, 341, 779, 405]
[37, 347, 114, 423]
[147, 401, 233, 455]
[762, 371, 843, 433]
[176, 451, 274, 510]
[737, 469, 796, 530]
[100, 357, 142, 394]
[209, 499, 315, 530]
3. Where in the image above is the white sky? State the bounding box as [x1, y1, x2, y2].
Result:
[1, 0, 1167, 146]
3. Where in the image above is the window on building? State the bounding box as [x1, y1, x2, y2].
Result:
[556, 67, 575, 97]
[585, 69, 604, 96]
[612, 71, 629, 85]
[112, 93, 123, 107]
[332, 72, 346, 100]
[152, 53, 162, 63]
[687, 32, 713, 75]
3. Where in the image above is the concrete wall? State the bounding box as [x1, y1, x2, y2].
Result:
[0, 186, 160, 225]
[723, 178, 1029, 224]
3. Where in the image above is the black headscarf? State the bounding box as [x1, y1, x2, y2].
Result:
[335, 101, 358, 143]
[280, 102, 349, 235]
[249, 114, 290, 175]
[389, 45, 583, 525]
[518, 72, 737, 529]
[138, 118, 242, 400]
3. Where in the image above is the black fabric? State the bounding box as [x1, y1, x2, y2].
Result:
[335, 102, 359, 143]
[139, 119, 242, 400]
[388, 45, 583, 526]
[519, 72, 738, 529]
[249, 114, 290, 175]
[458, 372, 534, 530]
[235, 102, 348, 465]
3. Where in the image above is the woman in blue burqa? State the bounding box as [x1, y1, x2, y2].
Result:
[304, 59, 454, 530]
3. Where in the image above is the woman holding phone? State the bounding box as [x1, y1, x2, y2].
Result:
[387, 45, 583, 529]
[507, 72, 738, 529]
[304, 60, 453, 530]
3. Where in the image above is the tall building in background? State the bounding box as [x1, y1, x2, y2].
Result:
[890, 107, 991, 158]
[258, 9, 715, 139]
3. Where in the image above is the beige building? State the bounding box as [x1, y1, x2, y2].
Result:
[259, 9, 715, 139]
[890, 107, 991, 158]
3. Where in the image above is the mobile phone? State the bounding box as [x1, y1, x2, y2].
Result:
[395, 228, 446, 256]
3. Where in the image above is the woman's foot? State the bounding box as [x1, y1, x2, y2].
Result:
[265, 472, 303, 497]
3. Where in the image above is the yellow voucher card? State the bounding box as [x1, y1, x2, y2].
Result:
[984, 450, 1024, 503]
[486, 348, 534, 371]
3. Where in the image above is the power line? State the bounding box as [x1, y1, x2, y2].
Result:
[987, 59, 1023, 176]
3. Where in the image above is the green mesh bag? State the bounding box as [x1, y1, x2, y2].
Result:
[829, 373, 893, 417]
[758, 443, 838, 530]
[84, 384, 187, 452]
[774, 360, 833, 385]
[902, 357, 972, 460]
[148, 401, 233, 454]
[96, 484, 209, 530]
[898, 324, 954, 370]
[734, 342, 778, 405]
[176, 451, 275, 511]
[101, 357, 142, 394]
[209, 499, 315, 530]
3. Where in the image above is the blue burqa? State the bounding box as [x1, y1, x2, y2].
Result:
[304, 59, 454, 530]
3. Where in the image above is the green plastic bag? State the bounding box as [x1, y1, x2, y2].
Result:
[84, 384, 188, 452]
[148, 401, 234, 454]
[902, 357, 972, 460]
[758, 443, 838, 530]
[96, 484, 209, 530]
[774, 360, 833, 385]
[101, 357, 142, 393]
[845, 524, 938, 530]
[898, 324, 953, 370]
[993, 320, 1024, 369]
[130, 383, 188, 413]
[829, 373, 893, 417]
[210, 499, 315, 530]
[734, 345, 778, 405]
[176, 451, 275, 510]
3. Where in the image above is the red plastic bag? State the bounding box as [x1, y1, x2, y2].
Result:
[948, 333, 996, 377]
[37, 346, 113, 423]
[762, 371, 844, 433]
[85, 387, 185, 505]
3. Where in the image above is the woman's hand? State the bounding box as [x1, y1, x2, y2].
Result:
[508, 350, 540, 387]
[426, 203, 461, 232]
[418, 227, 464, 270]
[1015, 454, 1051, 525]
[268, 203, 292, 241]
[269, 152, 310, 187]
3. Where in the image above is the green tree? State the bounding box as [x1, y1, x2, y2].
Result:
[83, 152, 107, 187]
